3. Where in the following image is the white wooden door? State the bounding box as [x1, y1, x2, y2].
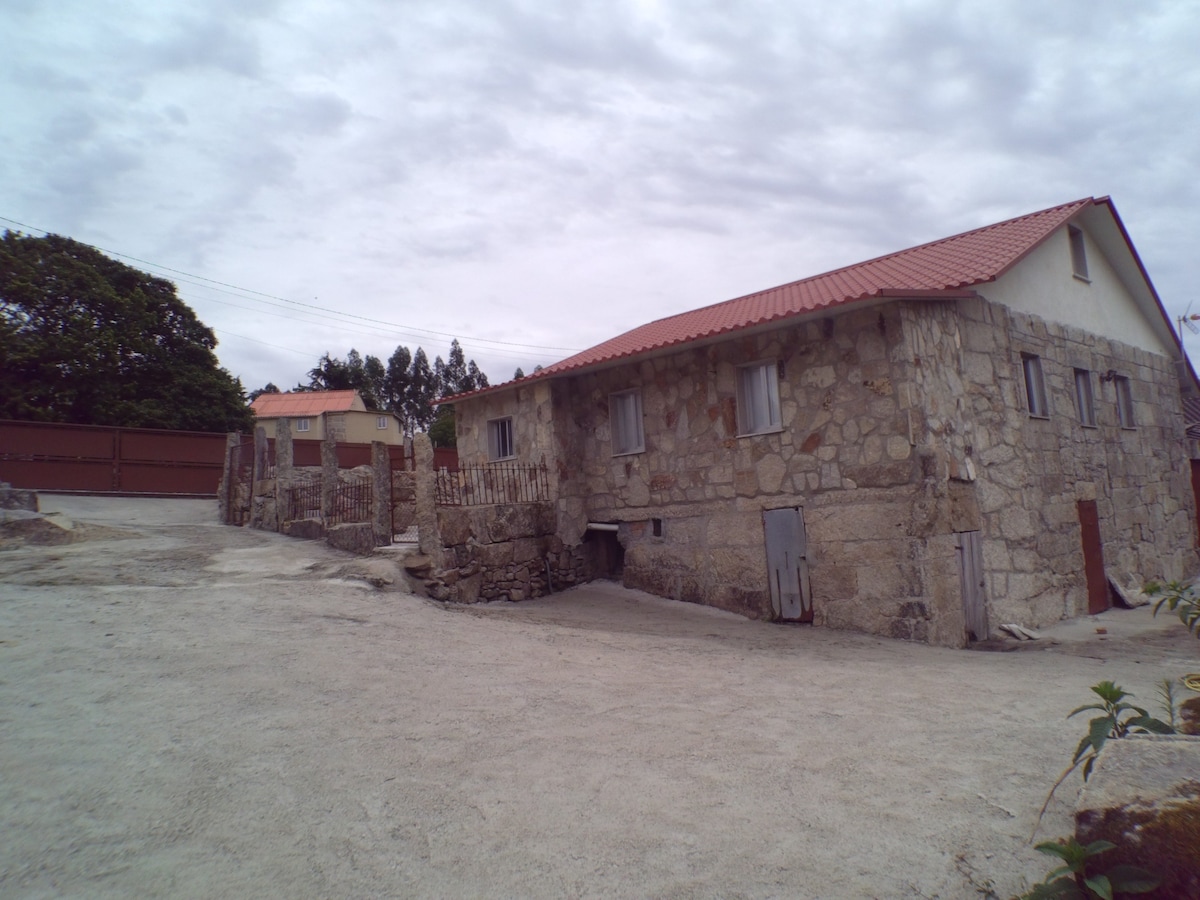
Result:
[763, 507, 813, 622]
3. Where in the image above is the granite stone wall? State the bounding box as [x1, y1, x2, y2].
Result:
[955, 295, 1197, 628]
[425, 501, 594, 602]
[454, 297, 1197, 645]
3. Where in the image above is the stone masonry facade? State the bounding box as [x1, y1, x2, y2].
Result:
[455, 297, 1197, 647]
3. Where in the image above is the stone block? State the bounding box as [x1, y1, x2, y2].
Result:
[842, 460, 914, 488]
[326, 523, 376, 555]
[437, 509, 473, 546]
[756, 454, 787, 493]
[285, 518, 324, 540]
[1076, 735, 1200, 900]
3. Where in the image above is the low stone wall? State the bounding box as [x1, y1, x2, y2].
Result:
[423, 501, 593, 602]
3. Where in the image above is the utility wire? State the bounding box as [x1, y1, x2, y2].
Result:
[0, 215, 584, 354]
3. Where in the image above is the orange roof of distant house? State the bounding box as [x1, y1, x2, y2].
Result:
[251, 390, 361, 417]
[449, 197, 1118, 401]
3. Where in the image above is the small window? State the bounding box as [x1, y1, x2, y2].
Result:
[1069, 225, 1089, 281]
[1115, 376, 1136, 428]
[1021, 354, 1048, 418]
[736, 361, 782, 435]
[487, 417, 514, 460]
[609, 389, 644, 455]
[294, 418, 311, 433]
[1074, 368, 1096, 427]
[376, 416, 389, 430]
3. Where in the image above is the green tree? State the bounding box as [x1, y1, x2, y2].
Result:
[466, 360, 489, 391]
[384, 345, 413, 430]
[248, 382, 280, 402]
[405, 348, 438, 433]
[0, 230, 253, 432]
[302, 348, 386, 409]
[428, 405, 456, 448]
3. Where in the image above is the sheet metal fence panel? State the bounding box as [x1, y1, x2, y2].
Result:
[0, 419, 225, 494]
[435, 462, 549, 507]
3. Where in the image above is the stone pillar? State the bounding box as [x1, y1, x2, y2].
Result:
[252, 425, 268, 483]
[413, 433, 443, 560]
[218, 432, 239, 524]
[320, 437, 338, 525]
[371, 440, 391, 547]
[275, 417, 294, 522]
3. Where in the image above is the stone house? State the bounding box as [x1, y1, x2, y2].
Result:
[250, 390, 405, 445]
[449, 197, 1199, 646]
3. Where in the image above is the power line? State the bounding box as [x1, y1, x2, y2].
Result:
[0, 215, 584, 355]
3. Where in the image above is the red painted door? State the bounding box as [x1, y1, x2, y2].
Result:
[1190, 459, 1200, 545]
[1077, 499, 1109, 615]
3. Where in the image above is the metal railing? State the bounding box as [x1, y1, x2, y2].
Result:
[434, 462, 549, 507]
[287, 475, 322, 522]
[331, 471, 373, 525]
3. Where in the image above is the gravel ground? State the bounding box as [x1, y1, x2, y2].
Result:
[1, 495, 1196, 899]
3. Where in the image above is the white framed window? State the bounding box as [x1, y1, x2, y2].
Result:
[487, 417, 514, 461]
[1021, 354, 1048, 418]
[736, 361, 782, 436]
[376, 415, 389, 430]
[1115, 375, 1136, 428]
[1074, 368, 1096, 427]
[609, 389, 644, 456]
[1069, 225, 1089, 281]
[294, 418, 311, 433]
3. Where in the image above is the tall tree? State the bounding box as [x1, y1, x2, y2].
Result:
[405, 348, 438, 433]
[465, 360, 489, 391]
[384, 345, 413, 426]
[442, 338, 469, 395]
[0, 230, 253, 432]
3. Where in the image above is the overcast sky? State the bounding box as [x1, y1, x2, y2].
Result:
[3, 0, 1200, 392]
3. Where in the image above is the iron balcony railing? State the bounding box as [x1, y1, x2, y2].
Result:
[435, 462, 549, 507]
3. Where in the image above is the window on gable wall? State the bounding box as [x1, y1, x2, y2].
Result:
[487, 417, 514, 460]
[736, 361, 782, 435]
[609, 389, 644, 455]
[1115, 376, 1136, 428]
[1022, 354, 1048, 418]
[1074, 368, 1096, 427]
[1069, 225, 1089, 281]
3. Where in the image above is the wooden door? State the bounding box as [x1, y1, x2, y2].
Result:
[763, 507, 813, 622]
[1077, 499, 1109, 614]
[957, 531, 987, 641]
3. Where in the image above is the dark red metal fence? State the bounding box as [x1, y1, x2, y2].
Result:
[0, 420, 227, 495]
[1, 418, 458, 498]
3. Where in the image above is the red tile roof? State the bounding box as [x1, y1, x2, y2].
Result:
[251, 390, 361, 417]
[451, 198, 1100, 400]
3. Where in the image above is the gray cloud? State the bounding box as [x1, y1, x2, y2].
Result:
[2, 0, 1199, 390]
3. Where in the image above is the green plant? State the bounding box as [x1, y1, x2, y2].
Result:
[1155, 677, 1180, 730]
[1021, 838, 1158, 899]
[1143, 580, 1200, 637]
[1035, 682, 1173, 834]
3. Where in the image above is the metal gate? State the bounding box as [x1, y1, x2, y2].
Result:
[763, 507, 813, 622]
[957, 530, 987, 641]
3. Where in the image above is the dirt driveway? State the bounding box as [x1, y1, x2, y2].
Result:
[2, 496, 1196, 899]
